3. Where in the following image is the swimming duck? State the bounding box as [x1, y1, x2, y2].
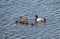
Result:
[16, 16, 29, 24]
[35, 15, 46, 22]
[31, 23, 34, 25]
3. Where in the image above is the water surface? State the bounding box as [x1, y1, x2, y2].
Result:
[0, 0, 60, 39]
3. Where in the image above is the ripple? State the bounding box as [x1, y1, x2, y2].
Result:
[0, 0, 60, 39]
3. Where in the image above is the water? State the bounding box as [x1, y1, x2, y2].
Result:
[0, 0, 60, 39]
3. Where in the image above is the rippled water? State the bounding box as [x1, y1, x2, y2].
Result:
[0, 0, 60, 39]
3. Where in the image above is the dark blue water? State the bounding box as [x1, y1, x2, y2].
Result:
[0, 0, 60, 39]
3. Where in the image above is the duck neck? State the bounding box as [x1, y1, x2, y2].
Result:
[35, 15, 38, 21]
[35, 17, 38, 21]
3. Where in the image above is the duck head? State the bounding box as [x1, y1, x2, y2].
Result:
[35, 15, 38, 18]
[31, 23, 34, 25]
[16, 20, 18, 23]
[35, 15, 38, 22]
[20, 16, 23, 19]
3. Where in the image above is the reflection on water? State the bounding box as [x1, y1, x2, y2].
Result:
[0, 0, 60, 39]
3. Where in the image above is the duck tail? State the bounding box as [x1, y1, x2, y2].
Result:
[43, 18, 46, 22]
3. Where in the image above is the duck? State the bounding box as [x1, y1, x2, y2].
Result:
[35, 15, 46, 22]
[31, 23, 34, 25]
[16, 16, 29, 24]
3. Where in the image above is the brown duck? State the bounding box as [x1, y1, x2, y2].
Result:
[16, 16, 28, 24]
